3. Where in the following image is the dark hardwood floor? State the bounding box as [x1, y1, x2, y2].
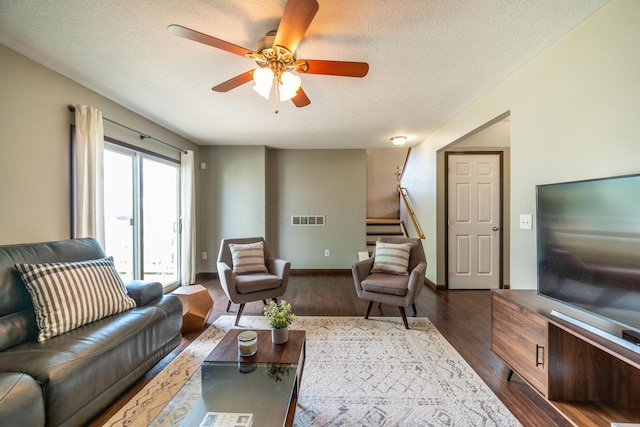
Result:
[89, 273, 570, 426]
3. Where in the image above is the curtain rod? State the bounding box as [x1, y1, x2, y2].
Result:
[67, 105, 187, 154]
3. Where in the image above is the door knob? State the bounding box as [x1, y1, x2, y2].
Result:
[492, 226, 500, 231]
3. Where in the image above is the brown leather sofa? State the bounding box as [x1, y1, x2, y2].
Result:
[0, 238, 183, 427]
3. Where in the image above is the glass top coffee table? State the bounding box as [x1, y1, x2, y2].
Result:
[177, 329, 306, 427]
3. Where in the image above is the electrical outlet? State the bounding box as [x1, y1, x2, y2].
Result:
[201, 252, 207, 260]
[519, 214, 532, 230]
[325, 249, 330, 256]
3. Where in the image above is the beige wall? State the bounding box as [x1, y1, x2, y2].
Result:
[0, 44, 199, 246]
[366, 148, 408, 218]
[267, 149, 367, 269]
[402, 0, 640, 288]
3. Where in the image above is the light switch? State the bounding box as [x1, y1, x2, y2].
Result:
[519, 214, 532, 230]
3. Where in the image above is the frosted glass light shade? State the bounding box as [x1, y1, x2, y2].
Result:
[278, 72, 301, 101]
[391, 136, 407, 146]
[252, 68, 274, 99]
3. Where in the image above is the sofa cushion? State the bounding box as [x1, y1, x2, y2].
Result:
[229, 242, 268, 274]
[371, 241, 412, 276]
[0, 296, 182, 427]
[0, 372, 45, 427]
[15, 257, 136, 342]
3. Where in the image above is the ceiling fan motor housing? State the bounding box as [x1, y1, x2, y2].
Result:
[250, 31, 300, 75]
[256, 30, 277, 53]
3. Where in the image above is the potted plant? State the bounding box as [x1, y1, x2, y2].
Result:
[263, 300, 295, 344]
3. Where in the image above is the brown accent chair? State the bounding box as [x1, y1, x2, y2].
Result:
[352, 237, 427, 329]
[217, 237, 291, 326]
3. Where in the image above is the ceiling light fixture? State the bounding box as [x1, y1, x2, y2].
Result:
[248, 32, 307, 113]
[391, 136, 407, 146]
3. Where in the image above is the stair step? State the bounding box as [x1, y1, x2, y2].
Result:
[366, 218, 402, 225]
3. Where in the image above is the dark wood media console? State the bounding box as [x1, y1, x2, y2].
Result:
[491, 290, 640, 427]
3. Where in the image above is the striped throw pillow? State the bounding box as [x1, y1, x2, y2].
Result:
[371, 241, 412, 276]
[229, 241, 268, 274]
[15, 257, 136, 342]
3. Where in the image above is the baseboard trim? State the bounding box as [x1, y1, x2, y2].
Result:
[425, 278, 444, 291]
[196, 269, 352, 280]
[290, 269, 351, 275]
[196, 272, 217, 281]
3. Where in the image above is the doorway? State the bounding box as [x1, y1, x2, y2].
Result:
[446, 152, 503, 289]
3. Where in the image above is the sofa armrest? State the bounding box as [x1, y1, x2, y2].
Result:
[125, 280, 163, 306]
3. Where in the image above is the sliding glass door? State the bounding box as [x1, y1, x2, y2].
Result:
[142, 157, 179, 284]
[104, 145, 180, 288]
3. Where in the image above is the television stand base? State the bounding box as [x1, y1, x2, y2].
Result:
[492, 290, 640, 426]
[550, 310, 640, 354]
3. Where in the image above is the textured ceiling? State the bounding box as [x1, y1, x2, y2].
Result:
[0, 0, 607, 149]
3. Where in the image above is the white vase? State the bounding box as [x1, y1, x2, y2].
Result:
[271, 327, 288, 344]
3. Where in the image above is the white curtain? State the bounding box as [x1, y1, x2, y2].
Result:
[74, 105, 105, 246]
[180, 150, 196, 286]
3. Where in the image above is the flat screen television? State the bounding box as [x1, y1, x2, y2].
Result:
[536, 173, 640, 343]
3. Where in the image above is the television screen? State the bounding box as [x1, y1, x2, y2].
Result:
[537, 174, 640, 334]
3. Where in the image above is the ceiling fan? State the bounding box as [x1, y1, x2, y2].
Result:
[168, 0, 369, 112]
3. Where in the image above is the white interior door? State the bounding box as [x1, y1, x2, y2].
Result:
[447, 153, 501, 289]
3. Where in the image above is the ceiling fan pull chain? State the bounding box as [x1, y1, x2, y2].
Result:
[274, 84, 280, 114]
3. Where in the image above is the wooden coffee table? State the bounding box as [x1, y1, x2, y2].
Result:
[177, 329, 306, 427]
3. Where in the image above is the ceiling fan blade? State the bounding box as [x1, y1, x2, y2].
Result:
[168, 24, 254, 58]
[212, 70, 255, 92]
[273, 0, 319, 53]
[299, 60, 369, 77]
[291, 88, 311, 107]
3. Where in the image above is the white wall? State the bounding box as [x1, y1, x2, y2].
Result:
[0, 44, 199, 245]
[402, 0, 640, 288]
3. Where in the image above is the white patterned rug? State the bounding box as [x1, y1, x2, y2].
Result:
[105, 316, 521, 427]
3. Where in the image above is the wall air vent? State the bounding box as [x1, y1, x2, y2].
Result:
[291, 215, 325, 226]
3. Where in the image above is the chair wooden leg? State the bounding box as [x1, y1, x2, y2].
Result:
[365, 301, 374, 319]
[272, 297, 278, 304]
[226, 300, 231, 312]
[412, 302, 417, 316]
[262, 300, 267, 305]
[398, 306, 410, 329]
[234, 303, 246, 326]
[507, 369, 514, 382]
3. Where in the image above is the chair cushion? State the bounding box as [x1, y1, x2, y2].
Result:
[229, 242, 268, 274]
[14, 257, 136, 342]
[371, 241, 412, 275]
[361, 273, 409, 296]
[234, 273, 281, 294]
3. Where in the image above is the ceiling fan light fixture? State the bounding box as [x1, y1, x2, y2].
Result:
[391, 136, 407, 146]
[278, 72, 302, 101]
[252, 67, 274, 99]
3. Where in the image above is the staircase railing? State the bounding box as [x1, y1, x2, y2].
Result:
[398, 185, 425, 239]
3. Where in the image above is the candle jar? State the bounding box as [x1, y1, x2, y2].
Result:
[238, 330, 258, 357]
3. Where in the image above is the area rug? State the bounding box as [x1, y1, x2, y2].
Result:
[105, 316, 521, 426]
